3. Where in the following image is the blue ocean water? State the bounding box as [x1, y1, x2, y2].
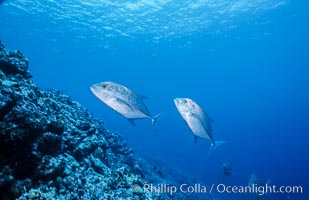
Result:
[1, 0, 308, 199]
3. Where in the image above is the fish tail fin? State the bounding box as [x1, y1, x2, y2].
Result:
[151, 112, 165, 135]
[209, 140, 226, 159]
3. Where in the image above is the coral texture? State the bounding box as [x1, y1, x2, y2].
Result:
[0, 41, 197, 199]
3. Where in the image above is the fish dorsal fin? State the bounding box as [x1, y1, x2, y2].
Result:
[139, 107, 150, 116]
[127, 119, 136, 127]
[194, 136, 198, 143]
[138, 93, 148, 100]
[208, 116, 215, 124]
[203, 111, 214, 124]
[206, 129, 214, 141]
[115, 97, 135, 112]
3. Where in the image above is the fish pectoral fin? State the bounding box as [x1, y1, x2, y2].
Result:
[127, 119, 136, 127]
[115, 97, 135, 112]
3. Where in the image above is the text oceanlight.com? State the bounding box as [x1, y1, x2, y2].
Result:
[139, 183, 303, 196]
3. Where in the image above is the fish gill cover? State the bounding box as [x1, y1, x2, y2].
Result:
[0, 42, 200, 199]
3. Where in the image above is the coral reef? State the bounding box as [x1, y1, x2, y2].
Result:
[0, 41, 204, 199]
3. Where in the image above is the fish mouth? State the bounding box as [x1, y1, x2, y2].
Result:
[174, 98, 186, 110]
[174, 98, 186, 105]
[173, 98, 181, 105]
[90, 85, 95, 92]
[90, 84, 98, 94]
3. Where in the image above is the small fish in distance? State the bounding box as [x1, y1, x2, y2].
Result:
[222, 162, 233, 177]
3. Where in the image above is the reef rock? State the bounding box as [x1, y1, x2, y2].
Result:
[0, 41, 201, 200]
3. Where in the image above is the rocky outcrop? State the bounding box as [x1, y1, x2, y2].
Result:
[0, 41, 198, 199]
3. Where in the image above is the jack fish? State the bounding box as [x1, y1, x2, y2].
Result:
[90, 81, 161, 133]
[174, 98, 225, 158]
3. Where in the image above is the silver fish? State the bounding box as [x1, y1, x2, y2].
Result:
[174, 98, 225, 158]
[90, 81, 161, 133]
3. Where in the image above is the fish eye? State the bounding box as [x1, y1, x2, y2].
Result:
[102, 85, 107, 89]
[183, 99, 187, 103]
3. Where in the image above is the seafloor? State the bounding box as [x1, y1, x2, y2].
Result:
[0, 41, 210, 200]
